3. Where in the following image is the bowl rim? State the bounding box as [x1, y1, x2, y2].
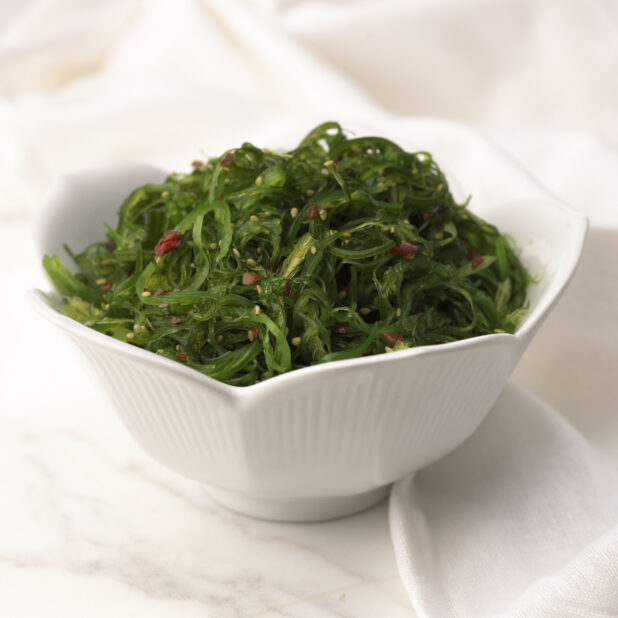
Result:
[29, 287, 526, 399]
[30, 158, 587, 398]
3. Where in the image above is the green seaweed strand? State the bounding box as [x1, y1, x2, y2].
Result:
[43, 122, 531, 385]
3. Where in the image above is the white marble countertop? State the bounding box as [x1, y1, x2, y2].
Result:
[4, 146, 617, 615]
[1, 220, 416, 617]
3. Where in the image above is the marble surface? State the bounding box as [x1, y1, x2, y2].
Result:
[1, 221, 416, 617]
[4, 144, 616, 615]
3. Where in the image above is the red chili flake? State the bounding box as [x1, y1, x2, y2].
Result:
[176, 352, 188, 360]
[217, 193, 225, 202]
[389, 241, 419, 260]
[221, 152, 235, 168]
[332, 154, 344, 163]
[248, 326, 259, 341]
[265, 257, 271, 271]
[382, 332, 403, 346]
[470, 254, 484, 270]
[154, 288, 168, 297]
[191, 160, 204, 169]
[154, 231, 183, 256]
[280, 280, 290, 297]
[332, 324, 348, 335]
[242, 272, 261, 286]
[170, 316, 183, 325]
[423, 209, 438, 221]
[101, 280, 113, 291]
[307, 203, 323, 219]
[468, 248, 480, 260]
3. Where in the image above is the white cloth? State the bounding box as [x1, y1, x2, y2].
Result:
[1, 1, 617, 617]
[390, 384, 618, 618]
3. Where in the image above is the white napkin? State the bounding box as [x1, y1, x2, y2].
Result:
[390, 383, 618, 617]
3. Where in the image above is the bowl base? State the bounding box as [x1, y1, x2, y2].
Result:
[204, 484, 391, 523]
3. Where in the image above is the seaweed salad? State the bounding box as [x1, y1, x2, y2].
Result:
[43, 121, 529, 385]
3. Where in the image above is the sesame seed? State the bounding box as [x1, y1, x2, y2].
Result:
[156, 349, 164, 354]
[360, 307, 371, 315]
[247, 329, 256, 342]
[233, 247, 241, 258]
[324, 159, 334, 167]
[126, 332, 135, 339]
[218, 239, 222, 248]
[155, 256, 163, 267]
[291, 336, 302, 346]
[396, 308, 402, 317]
[306, 189, 314, 196]
[161, 190, 169, 198]
[255, 176, 263, 187]
[256, 247, 262, 254]
[389, 226, 395, 234]
[246, 258, 257, 267]
[403, 219, 410, 224]
[319, 209, 328, 221]
[310, 245, 317, 255]
[250, 214, 260, 222]
[142, 291, 151, 297]
[176, 344, 183, 351]
[321, 168, 329, 175]
[256, 284, 263, 294]
[436, 183, 443, 192]
[494, 328, 506, 333]
[261, 147, 271, 154]
[104, 304, 110, 310]
[216, 335, 223, 342]
[253, 305, 261, 316]
[190, 262, 196, 268]
[95, 277, 107, 285]
[290, 207, 299, 219]
[384, 346, 394, 353]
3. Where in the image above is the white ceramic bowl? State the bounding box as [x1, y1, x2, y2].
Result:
[30, 151, 586, 522]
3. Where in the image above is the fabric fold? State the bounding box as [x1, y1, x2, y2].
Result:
[390, 383, 618, 617]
